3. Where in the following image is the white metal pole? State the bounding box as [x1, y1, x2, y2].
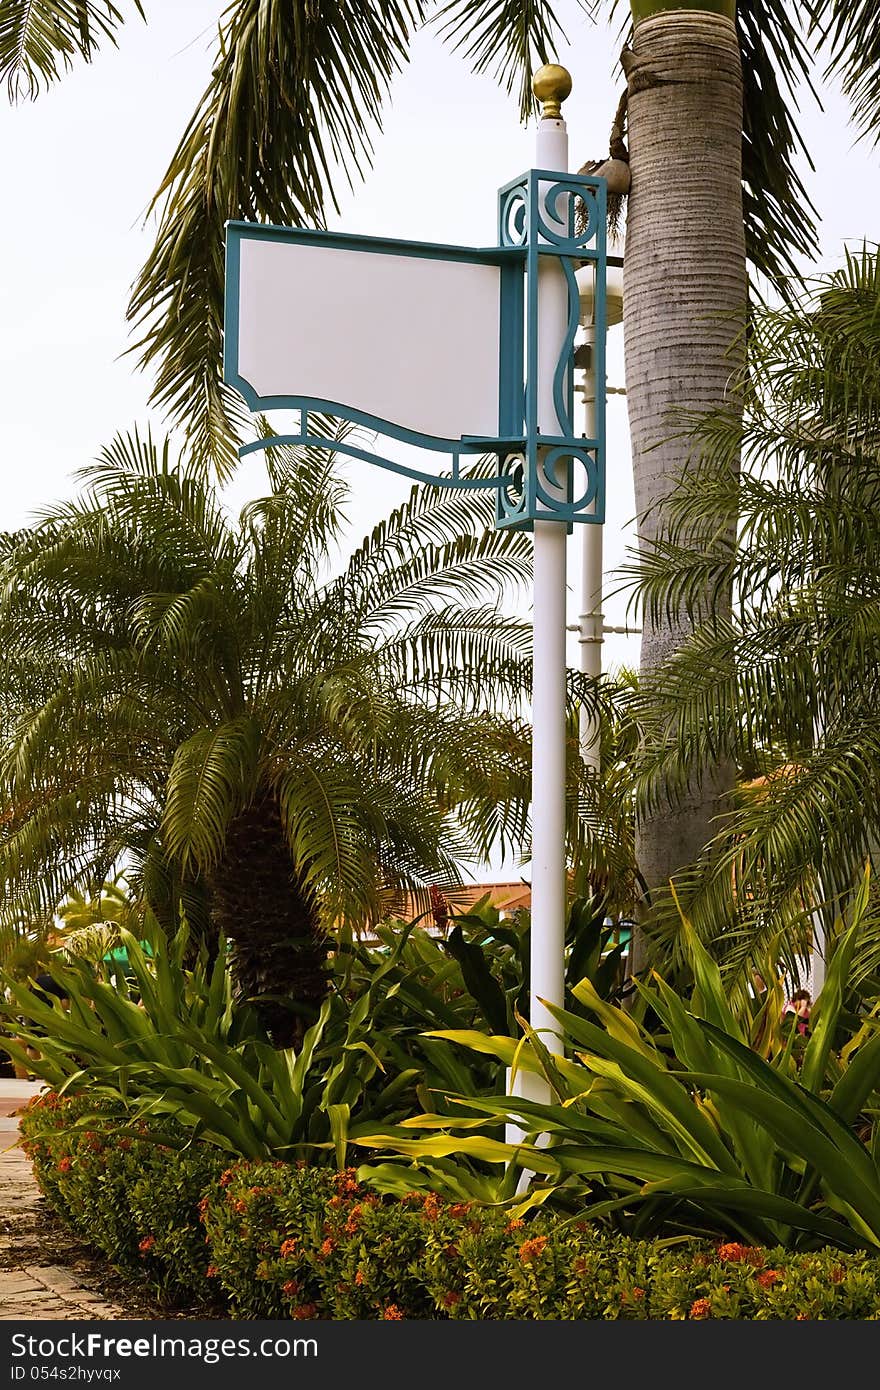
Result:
[505, 65, 573, 1148]
[506, 69, 572, 1141]
[578, 324, 603, 775]
[529, 78, 570, 1056]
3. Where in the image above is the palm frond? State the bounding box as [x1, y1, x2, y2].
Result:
[737, 0, 820, 295]
[128, 0, 427, 475]
[0, 422, 554, 961]
[816, 0, 880, 142]
[433, 0, 571, 120]
[621, 247, 880, 972]
[162, 719, 262, 873]
[0, 0, 142, 102]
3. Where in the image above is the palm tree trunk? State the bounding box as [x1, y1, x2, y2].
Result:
[209, 787, 328, 1046]
[623, 6, 746, 917]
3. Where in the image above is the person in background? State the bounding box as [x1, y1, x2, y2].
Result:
[781, 988, 812, 1036]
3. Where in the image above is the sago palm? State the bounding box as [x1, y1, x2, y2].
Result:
[0, 427, 545, 1041]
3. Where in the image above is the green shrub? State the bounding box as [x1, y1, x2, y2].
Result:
[20, 1091, 226, 1307]
[199, 1162, 336, 1318]
[23, 1094, 880, 1319]
[198, 1162, 880, 1319]
[201, 1163, 440, 1319]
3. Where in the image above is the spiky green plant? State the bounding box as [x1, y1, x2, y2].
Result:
[356, 871, 880, 1249]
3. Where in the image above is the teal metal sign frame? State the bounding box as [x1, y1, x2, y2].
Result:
[224, 170, 606, 530]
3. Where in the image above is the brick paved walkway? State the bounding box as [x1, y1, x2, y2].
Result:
[0, 1080, 124, 1320]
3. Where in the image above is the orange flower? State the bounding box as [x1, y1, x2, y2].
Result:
[506, 1218, 525, 1232]
[448, 1203, 471, 1219]
[138, 1236, 156, 1255]
[442, 1291, 461, 1308]
[717, 1243, 764, 1267]
[344, 1205, 364, 1235]
[757, 1270, 781, 1290]
[282, 1280, 300, 1297]
[335, 1169, 361, 1198]
[422, 1194, 442, 1221]
[292, 1304, 317, 1320]
[280, 1238, 298, 1258]
[632, 1287, 645, 1300]
[354, 1270, 365, 1287]
[383, 1305, 405, 1320]
[320, 1238, 335, 1258]
[206, 1265, 219, 1278]
[796, 1313, 811, 1321]
[219, 1170, 235, 1188]
[58, 1156, 72, 1173]
[831, 1266, 846, 1285]
[689, 1298, 712, 1320]
[518, 1236, 548, 1263]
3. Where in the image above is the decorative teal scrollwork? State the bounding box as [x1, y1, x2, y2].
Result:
[495, 442, 602, 530]
[492, 167, 606, 530]
[499, 184, 529, 248]
[552, 257, 580, 439]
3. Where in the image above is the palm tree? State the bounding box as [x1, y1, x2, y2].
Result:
[3, 0, 878, 894]
[0, 427, 543, 1042]
[621, 245, 880, 987]
[613, 0, 879, 907]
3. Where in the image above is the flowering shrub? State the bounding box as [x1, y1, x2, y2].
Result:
[197, 1165, 880, 1320]
[20, 1091, 226, 1307]
[647, 1243, 880, 1320]
[198, 1162, 335, 1318]
[20, 1095, 880, 1319]
[200, 1165, 438, 1319]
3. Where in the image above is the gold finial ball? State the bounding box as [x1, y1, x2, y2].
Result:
[532, 63, 572, 120]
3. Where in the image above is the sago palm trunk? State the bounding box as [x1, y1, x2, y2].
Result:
[209, 787, 328, 1046]
[623, 5, 747, 921]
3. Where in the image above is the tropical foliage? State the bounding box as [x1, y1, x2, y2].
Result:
[2, 879, 632, 1166]
[0, 428, 552, 1037]
[355, 874, 880, 1251]
[1, 914, 498, 1163]
[619, 245, 880, 974]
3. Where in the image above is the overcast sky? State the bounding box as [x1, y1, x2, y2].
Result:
[1, 2, 877, 877]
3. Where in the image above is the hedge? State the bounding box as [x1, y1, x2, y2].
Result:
[20, 1091, 227, 1308]
[202, 1162, 880, 1319]
[20, 1094, 880, 1319]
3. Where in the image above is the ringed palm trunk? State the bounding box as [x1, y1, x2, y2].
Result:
[210, 786, 329, 1047]
[623, 4, 747, 944]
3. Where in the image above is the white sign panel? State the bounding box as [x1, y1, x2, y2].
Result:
[226, 226, 506, 443]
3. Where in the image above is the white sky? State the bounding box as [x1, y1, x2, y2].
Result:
[1, 1, 877, 880]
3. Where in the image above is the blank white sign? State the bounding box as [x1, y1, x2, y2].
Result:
[235, 237, 502, 441]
